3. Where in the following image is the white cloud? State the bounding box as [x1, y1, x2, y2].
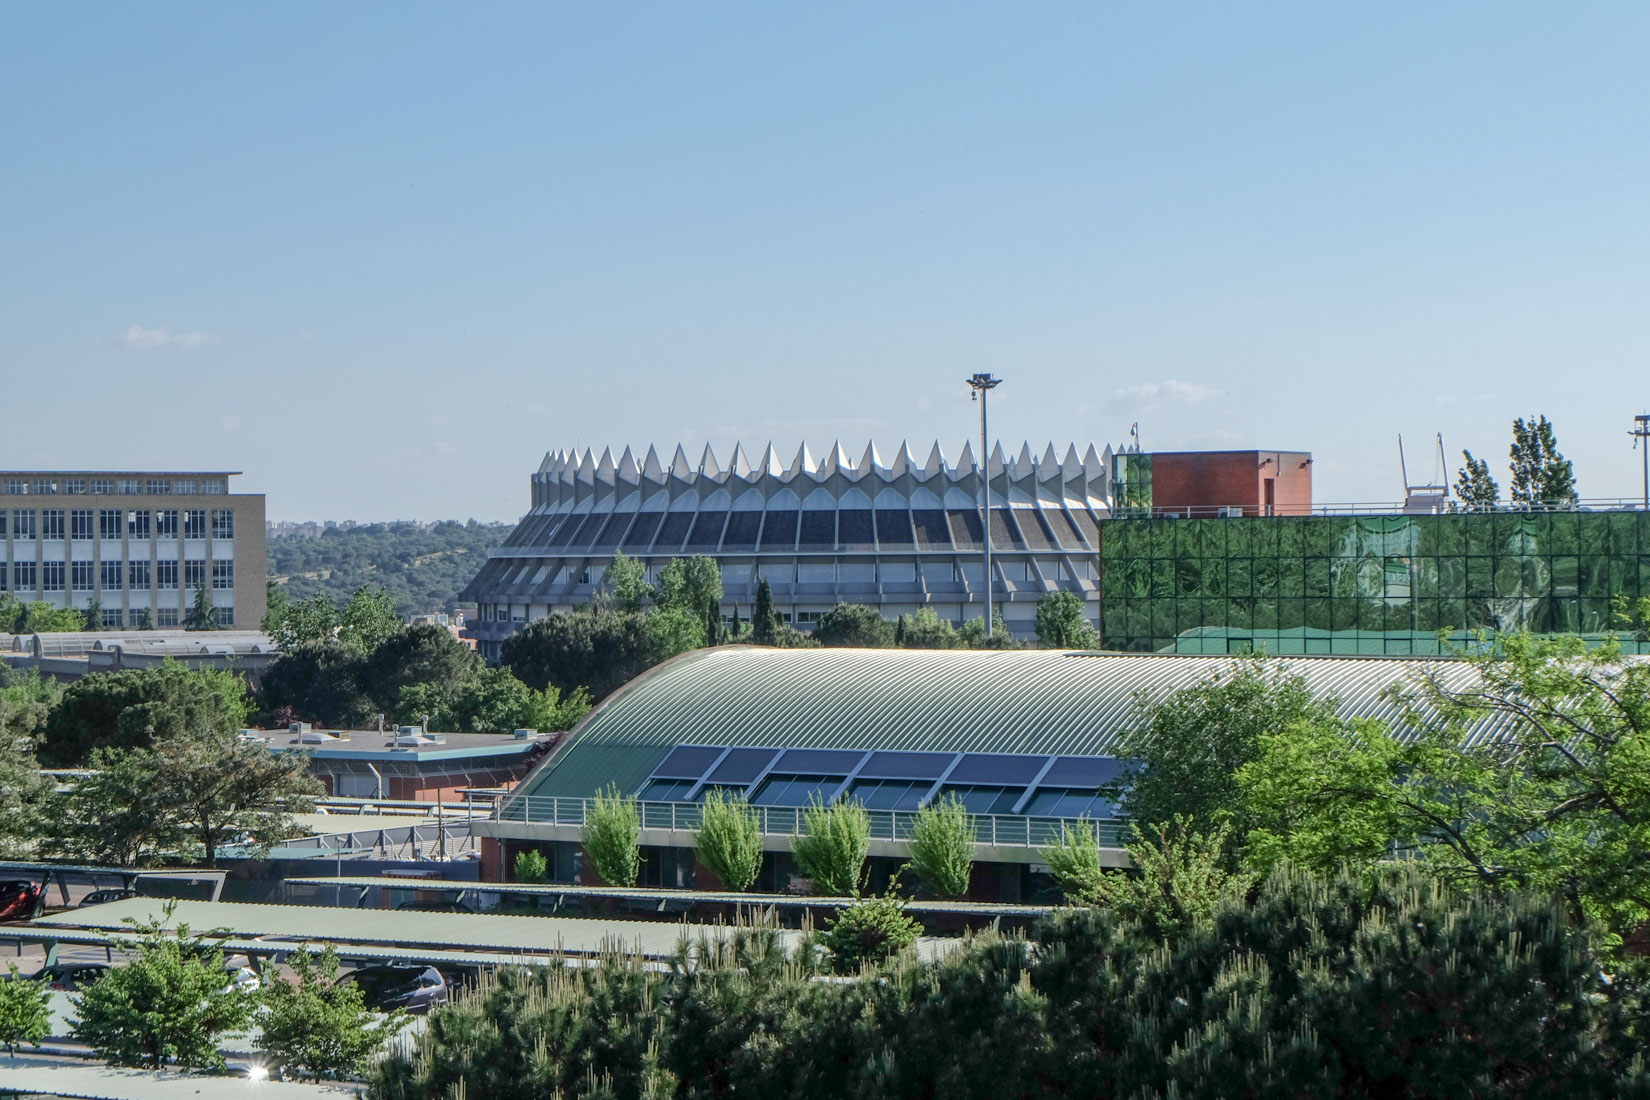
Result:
[221, 414, 243, 431]
[124, 324, 211, 349]
[1113, 379, 1223, 406]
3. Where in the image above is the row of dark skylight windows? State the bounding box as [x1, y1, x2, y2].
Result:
[632, 745, 1126, 819]
[504, 506, 1102, 556]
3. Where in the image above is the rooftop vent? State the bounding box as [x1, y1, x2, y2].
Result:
[289, 722, 311, 736]
[298, 730, 342, 745]
[513, 728, 536, 740]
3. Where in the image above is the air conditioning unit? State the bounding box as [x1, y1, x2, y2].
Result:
[1218, 506, 1244, 518]
[289, 722, 311, 736]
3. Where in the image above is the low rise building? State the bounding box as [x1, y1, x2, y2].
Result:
[247, 725, 559, 802]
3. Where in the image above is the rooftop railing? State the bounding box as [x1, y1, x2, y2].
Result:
[1111, 498, 1649, 520]
[496, 794, 1126, 849]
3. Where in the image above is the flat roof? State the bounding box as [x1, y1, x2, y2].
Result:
[252, 730, 549, 762]
[287, 876, 1056, 918]
[0, 1055, 353, 1099]
[31, 897, 804, 960]
[0, 470, 243, 477]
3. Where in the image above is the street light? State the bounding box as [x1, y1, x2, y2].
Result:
[966, 373, 1003, 638]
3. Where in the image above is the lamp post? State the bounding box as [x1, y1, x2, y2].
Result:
[966, 373, 1003, 638]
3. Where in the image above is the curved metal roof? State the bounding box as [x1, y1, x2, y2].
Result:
[517, 647, 1496, 800]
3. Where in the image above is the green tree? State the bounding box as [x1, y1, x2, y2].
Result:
[265, 520, 498, 618]
[694, 790, 763, 891]
[1115, 655, 1339, 858]
[752, 578, 777, 646]
[957, 610, 1015, 649]
[186, 582, 219, 631]
[443, 666, 589, 733]
[0, 963, 51, 1054]
[513, 848, 549, 884]
[135, 606, 155, 631]
[0, 596, 88, 633]
[1045, 817, 1107, 904]
[898, 607, 960, 649]
[1510, 414, 1579, 507]
[603, 551, 651, 613]
[810, 604, 895, 648]
[649, 604, 706, 661]
[267, 592, 341, 650]
[1033, 591, 1099, 649]
[1060, 816, 1249, 941]
[0, 666, 62, 743]
[83, 594, 103, 631]
[905, 794, 974, 898]
[363, 623, 477, 717]
[582, 784, 641, 887]
[339, 585, 402, 653]
[654, 556, 722, 615]
[71, 901, 258, 1072]
[258, 641, 375, 729]
[1455, 449, 1500, 511]
[52, 731, 320, 868]
[791, 796, 869, 896]
[261, 581, 291, 637]
[703, 592, 722, 647]
[817, 885, 922, 974]
[259, 946, 407, 1081]
[40, 661, 254, 766]
[1239, 631, 1650, 953]
[502, 609, 658, 702]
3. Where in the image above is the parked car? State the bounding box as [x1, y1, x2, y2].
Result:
[341, 964, 448, 1014]
[79, 888, 138, 907]
[0, 881, 43, 921]
[26, 962, 111, 991]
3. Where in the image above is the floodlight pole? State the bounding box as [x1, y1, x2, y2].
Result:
[1633, 414, 1650, 509]
[967, 373, 1003, 638]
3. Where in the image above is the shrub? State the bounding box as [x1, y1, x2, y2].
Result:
[818, 884, 922, 974]
[695, 790, 763, 891]
[906, 794, 974, 898]
[791, 796, 869, 896]
[1044, 816, 1107, 903]
[581, 784, 640, 887]
[513, 848, 548, 885]
[0, 962, 50, 1054]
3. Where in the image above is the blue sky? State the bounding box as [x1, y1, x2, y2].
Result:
[4, 3, 1648, 521]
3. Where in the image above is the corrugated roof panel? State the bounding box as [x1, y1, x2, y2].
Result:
[516, 649, 1502, 801]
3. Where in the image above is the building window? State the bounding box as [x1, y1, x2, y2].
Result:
[12, 562, 36, 591]
[12, 510, 35, 539]
[175, 480, 196, 495]
[128, 561, 152, 589]
[156, 607, 179, 627]
[71, 510, 93, 540]
[146, 479, 171, 495]
[118, 480, 140, 495]
[157, 560, 179, 590]
[33, 480, 57, 495]
[156, 510, 179, 538]
[2, 480, 23, 495]
[212, 561, 234, 589]
[72, 561, 93, 591]
[101, 561, 123, 591]
[91, 479, 114, 494]
[183, 510, 207, 539]
[217, 606, 234, 627]
[99, 510, 123, 540]
[0, 511, 6, 537]
[127, 510, 151, 539]
[211, 510, 234, 539]
[42, 561, 65, 592]
[184, 559, 206, 588]
[64, 479, 85, 494]
[41, 510, 65, 539]
[199, 479, 227, 495]
[100, 608, 122, 628]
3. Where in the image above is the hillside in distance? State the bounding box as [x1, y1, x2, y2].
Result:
[267, 520, 505, 616]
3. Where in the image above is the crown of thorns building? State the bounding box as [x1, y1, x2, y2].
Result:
[462, 440, 1114, 657]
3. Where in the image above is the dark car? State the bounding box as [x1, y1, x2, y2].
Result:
[342, 964, 448, 1014]
[79, 888, 139, 907]
[27, 962, 111, 991]
[0, 881, 43, 921]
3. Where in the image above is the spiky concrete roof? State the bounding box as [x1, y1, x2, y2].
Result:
[531, 440, 1114, 509]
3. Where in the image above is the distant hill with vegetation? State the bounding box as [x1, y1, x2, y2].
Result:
[266, 521, 506, 616]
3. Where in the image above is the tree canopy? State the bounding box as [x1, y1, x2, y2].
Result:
[39, 662, 253, 767]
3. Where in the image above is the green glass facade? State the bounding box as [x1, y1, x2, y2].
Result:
[1099, 511, 1650, 656]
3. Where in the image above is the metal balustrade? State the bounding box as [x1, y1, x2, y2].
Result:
[495, 796, 1125, 849]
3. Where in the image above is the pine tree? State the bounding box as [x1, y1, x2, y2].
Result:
[84, 595, 103, 632]
[1510, 415, 1579, 508]
[729, 606, 741, 639]
[752, 579, 777, 646]
[186, 583, 218, 631]
[894, 615, 906, 647]
[703, 594, 721, 647]
[1455, 449, 1500, 511]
